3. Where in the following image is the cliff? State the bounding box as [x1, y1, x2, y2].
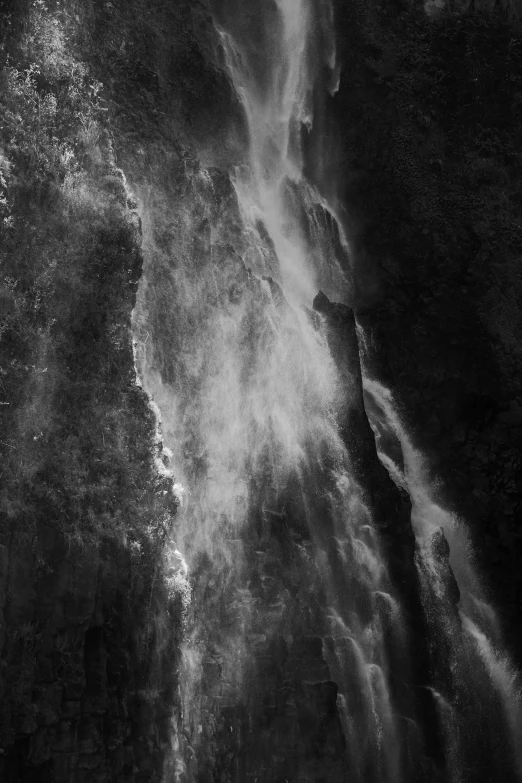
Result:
[1, 0, 522, 779]
[0, 3, 188, 778]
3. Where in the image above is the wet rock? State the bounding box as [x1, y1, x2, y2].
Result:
[429, 528, 460, 607]
[314, 291, 413, 539]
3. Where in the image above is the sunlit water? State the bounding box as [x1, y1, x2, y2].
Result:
[132, 0, 417, 780]
[216, 0, 349, 307]
[131, 0, 522, 780]
[363, 376, 522, 782]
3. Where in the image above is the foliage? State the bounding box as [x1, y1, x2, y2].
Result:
[0, 3, 187, 769]
[0, 0, 178, 557]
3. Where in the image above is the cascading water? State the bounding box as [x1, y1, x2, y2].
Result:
[215, 0, 347, 306]
[132, 0, 522, 780]
[362, 376, 522, 783]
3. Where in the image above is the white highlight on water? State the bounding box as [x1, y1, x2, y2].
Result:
[217, 0, 347, 306]
[132, 1, 415, 778]
[362, 375, 522, 777]
[132, 0, 522, 774]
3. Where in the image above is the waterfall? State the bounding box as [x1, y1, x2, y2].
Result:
[215, 0, 349, 306]
[131, 0, 522, 780]
[363, 376, 522, 782]
[132, 1, 411, 780]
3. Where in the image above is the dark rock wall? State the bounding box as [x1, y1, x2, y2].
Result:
[330, 0, 522, 660]
[0, 530, 179, 782]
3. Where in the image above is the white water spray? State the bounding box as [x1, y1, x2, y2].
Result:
[133, 0, 522, 778]
[362, 375, 522, 779]
[217, 0, 348, 305]
[132, 1, 417, 779]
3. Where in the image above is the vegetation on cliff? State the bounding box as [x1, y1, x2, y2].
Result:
[0, 2, 188, 778]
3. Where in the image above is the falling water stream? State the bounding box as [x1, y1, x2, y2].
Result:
[363, 377, 522, 782]
[134, 1, 522, 780]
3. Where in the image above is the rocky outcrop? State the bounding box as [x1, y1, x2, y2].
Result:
[427, 528, 460, 607]
[313, 292, 416, 586]
[313, 292, 447, 770]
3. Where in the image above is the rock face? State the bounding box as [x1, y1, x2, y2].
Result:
[0, 10, 186, 774]
[329, 0, 522, 664]
[312, 292, 417, 591]
[0, 176, 182, 779]
[2, 536, 152, 781]
[428, 528, 461, 607]
[312, 292, 446, 769]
